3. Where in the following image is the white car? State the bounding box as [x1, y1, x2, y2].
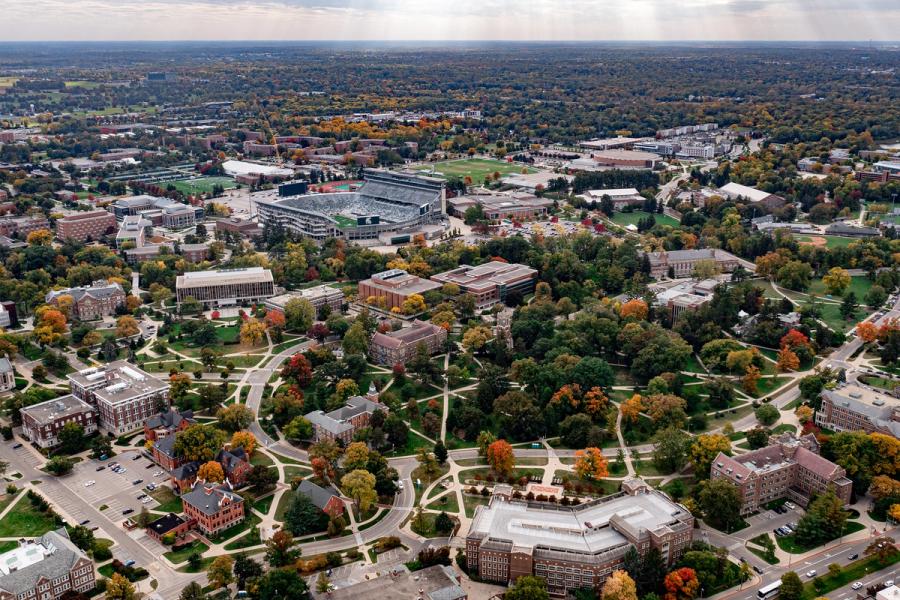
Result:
[887, 580, 895, 587]
[397, 481, 404, 490]
[141, 497, 153, 504]
[852, 582, 864, 590]
[806, 570, 817, 578]
[83, 480, 96, 487]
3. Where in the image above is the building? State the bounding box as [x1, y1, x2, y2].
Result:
[214, 217, 263, 239]
[180, 243, 210, 263]
[877, 585, 900, 600]
[111, 195, 203, 228]
[171, 462, 201, 494]
[55, 210, 117, 242]
[579, 137, 643, 151]
[710, 433, 852, 515]
[146, 513, 191, 543]
[150, 434, 182, 472]
[590, 149, 661, 170]
[305, 391, 388, 444]
[650, 279, 723, 322]
[124, 243, 175, 264]
[580, 188, 645, 210]
[816, 383, 900, 438]
[369, 319, 448, 365]
[264, 285, 345, 316]
[825, 223, 881, 238]
[222, 160, 294, 180]
[466, 478, 692, 598]
[175, 267, 275, 308]
[0, 215, 50, 239]
[0, 528, 96, 600]
[718, 183, 785, 206]
[325, 564, 465, 600]
[0, 357, 13, 393]
[144, 407, 195, 443]
[499, 172, 573, 193]
[644, 249, 743, 279]
[217, 447, 253, 488]
[431, 262, 538, 310]
[45, 280, 126, 320]
[874, 161, 900, 175]
[297, 479, 344, 518]
[68, 362, 170, 435]
[116, 215, 152, 248]
[447, 192, 553, 222]
[358, 269, 441, 312]
[256, 169, 446, 243]
[161, 203, 197, 229]
[180, 481, 245, 536]
[20, 395, 97, 449]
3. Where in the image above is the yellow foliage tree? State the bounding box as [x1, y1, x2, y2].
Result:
[116, 315, 140, 338]
[197, 461, 225, 483]
[230, 431, 256, 455]
[400, 293, 427, 315]
[26, 229, 53, 246]
[462, 325, 492, 354]
[602, 570, 638, 600]
[795, 405, 814, 425]
[620, 394, 644, 424]
[239, 319, 266, 346]
[690, 434, 731, 477]
[619, 299, 649, 321]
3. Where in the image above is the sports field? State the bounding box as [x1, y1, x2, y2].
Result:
[332, 215, 358, 228]
[413, 158, 537, 182]
[0, 77, 18, 88]
[611, 210, 680, 228]
[169, 176, 236, 195]
[794, 235, 855, 249]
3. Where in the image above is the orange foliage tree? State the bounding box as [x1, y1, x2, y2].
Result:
[264, 310, 286, 330]
[198, 461, 225, 483]
[574, 447, 609, 481]
[620, 394, 644, 424]
[486, 439, 514, 477]
[619, 299, 649, 321]
[857, 321, 879, 343]
[776, 347, 800, 372]
[742, 365, 761, 395]
[663, 567, 700, 600]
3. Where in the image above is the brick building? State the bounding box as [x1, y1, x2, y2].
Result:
[369, 319, 448, 365]
[180, 482, 245, 536]
[431, 262, 538, 310]
[0, 529, 95, 600]
[297, 479, 345, 518]
[180, 243, 210, 263]
[68, 362, 170, 435]
[710, 433, 852, 515]
[144, 407, 196, 443]
[643, 249, 743, 279]
[264, 285, 345, 316]
[357, 269, 441, 312]
[45, 280, 126, 320]
[146, 513, 192, 543]
[466, 478, 692, 598]
[55, 210, 117, 242]
[816, 383, 900, 437]
[0, 215, 50, 239]
[305, 390, 388, 445]
[20, 395, 98, 449]
[214, 217, 263, 239]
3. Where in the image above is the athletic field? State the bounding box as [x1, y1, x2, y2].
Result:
[412, 158, 536, 182]
[169, 176, 236, 195]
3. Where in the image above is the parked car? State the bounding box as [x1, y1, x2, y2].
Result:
[848, 553, 859, 560]
[96, 466, 105, 472]
[788, 522, 798, 529]
[852, 582, 863, 590]
[397, 481, 404, 490]
[753, 566, 763, 574]
[80, 519, 90, 525]
[12, 443, 22, 449]
[806, 570, 817, 578]
[132, 455, 141, 461]
[122, 508, 134, 515]
[83, 480, 95, 487]
[785, 502, 797, 510]
[132, 479, 143, 485]
[886, 580, 894, 587]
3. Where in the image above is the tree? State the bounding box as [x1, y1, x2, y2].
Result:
[342, 321, 369, 356]
[198, 461, 225, 483]
[264, 310, 286, 331]
[690, 434, 731, 479]
[462, 325, 492, 354]
[284, 298, 315, 332]
[341, 469, 377, 512]
[207, 555, 234, 590]
[742, 365, 761, 395]
[858, 321, 880, 343]
[58, 422, 85, 454]
[841, 292, 859, 320]
[755, 404, 780, 426]
[663, 567, 700, 600]
[794, 486, 849, 546]
[476, 431, 496, 457]
[822, 267, 851, 296]
[620, 394, 643, 424]
[697, 478, 743, 531]
[254, 568, 309, 600]
[416, 447, 441, 480]
[865, 536, 898, 563]
[776, 347, 800, 372]
[116, 315, 140, 338]
[486, 439, 514, 476]
[105, 573, 135, 600]
[620, 299, 649, 321]
[602, 570, 638, 600]
[285, 492, 329, 536]
[281, 353, 313, 387]
[217, 405, 254, 432]
[169, 372, 192, 404]
[283, 416, 313, 442]
[316, 572, 331, 594]
[779, 572, 804, 600]
[505, 575, 550, 600]
[247, 464, 279, 491]
[174, 424, 227, 462]
[178, 582, 208, 600]
[343, 442, 370, 471]
[644, 394, 688, 429]
[90, 436, 112, 459]
[652, 428, 691, 474]
[574, 447, 609, 481]
[45, 456, 74, 475]
[265, 530, 298, 567]
[434, 440, 448, 465]
[67, 525, 94, 552]
[233, 553, 263, 588]
[795, 405, 814, 424]
[866, 284, 889, 308]
[746, 427, 770, 449]
[240, 319, 266, 346]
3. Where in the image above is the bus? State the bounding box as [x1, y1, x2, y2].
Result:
[758, 580, 782, 600]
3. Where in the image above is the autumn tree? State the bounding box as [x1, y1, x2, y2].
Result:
[217, 404, 254, 432]
[620, 394, 643, 424]
[742, 365, 761, 395]
[33, 306, 67, 345]
[795, 405, 814, 424]
[281, 352, 313, 387]
[619, 299, 649, 321]
[206, 555, 234, 589]
[230, 430, 257, 455]
[105, 573, 135, 600]
[239, 319, 266, 346]
[644, 394, 688, 429]
[198, 461, 225, 483]
[776, 347, 800, 372]
[341, 469, 377, 512]
[462, 325, 492, 354]
[574, 447, 609, 481]
[116, 315, 140, 338]
[602, 570, 638, 600]
[690, 434, 731, 479]
[663, 567, 700, 600]
[284, 297, 315, 332]
[858, 321, 880, 343]
[823, 267, 851, 296]
[486, 439, 514, 477]
[263, 309, 286, 331]
[343, 442, 370, 471]
[174, 424, 227, 462]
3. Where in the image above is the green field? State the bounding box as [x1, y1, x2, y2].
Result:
[413, 158, 537, 182]
[808, 276, 874, 301]
[332, 215, 358, 228]
[611, 210, 681, 228]
[65, 81, 103, 89]
[169, 176, 236, 195]
[794, 235, 856, 249]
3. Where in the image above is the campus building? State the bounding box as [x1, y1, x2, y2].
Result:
[0, 529, 96, 600]
[55, 210, 117, 242]
[20, 395, 98, 449]
[45, 280, 126, 320]
[175, 267, 275, 307]
[0, 357, 14, 393]
[369, 319, 448, 365]
[264, 285, 345, 316]
[466, 478, 693, 598]
[816, 383, 900, 438]
[297, 479, 344, 518]
[431, 262, 538, 310]
[144, 407, 196, 443]
[579, 188, 646, 210]
[68, 362, 170, 435]
[710, 433, 852, 515]
[180, 482, 245, 536]
[357, 269, 441, 312]
[447, 192, 554, 221]
[116, 215, 152, 248]
[305, 390, 388, 445]
[327, 565, 466, 600]
[643, 249, 743, 279]
[0, 215, 50, 239]
[718, 183, 786, 207]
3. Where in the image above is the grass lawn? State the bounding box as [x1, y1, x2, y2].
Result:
[163, 541, 209, 564]
[794, 234, 856, 249]
[412, 158, 536, 182]
[809, 301, 865, 333]
[411, 511, 455, 538]
[808, 276, 874, 301]
[249, 451, 274, 467]
[462, 494, 490, 518]
[274, 490, 295, 522]
[426, 493, 460, 514]
[385, 429, 433, 458]
[0, 541, 18, 553]
[168, 176, 236, 196]
[776, 521, 865, 553]
[148, 487, 182, 513]
[252, 494, 275, 514]
[0, 491, 21, 514]
[752, 376, 791, 398]
[206, 513, 262, 544]
[684, 353, 708, 374]
[0, 496, 61, 537]
[611, 210, 681, 228]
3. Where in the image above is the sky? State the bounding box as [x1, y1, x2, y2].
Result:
[4, 0, 900, 42]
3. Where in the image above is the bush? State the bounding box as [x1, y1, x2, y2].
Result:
[375, 536, 401, 552]
[92, 542, 112, 561]
[345, 548, 361, 560]
[326, 552, 342, 567]
[6, 484, 17, 494]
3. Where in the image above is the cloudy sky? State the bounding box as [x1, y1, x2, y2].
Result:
[4, 0, 899, 41]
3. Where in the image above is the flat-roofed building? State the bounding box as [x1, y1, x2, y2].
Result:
[175, 267, 275, 308]
[579, 188, 645, 210]
[358, 269, 441, 312]
[447, 192, 553, 222]
[431, 262, 538, 309]
[214, 217, 263, 239]
[711, 433, 852, 514]
[116, 215, 151, 248]
[0, 357, 13, 393]
[0, 529, 96, 600]
[466, 478, 692, 598]
[20, 394, 97, 449]
[579, 137, 644, 150]
[305, 392, 388, 444]
[45, 280, 126, 320]
[68, 362, 170, 435]
[817, 383, 900, 438]
[124, 243, 175, 264]
[718, 182, 785, 206]
[326, 564, 466, 600]
[591, 149, 662, 170]
[55, 210, 116, 242]
[0, 215, 50, 239]
[369, 319, 448, 365]
[644, 248, 744, 279]
[264, 285, 345, 316]
[180, 243, 210, 263]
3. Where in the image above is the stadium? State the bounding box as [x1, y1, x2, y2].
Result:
[256, 169, 447, 244]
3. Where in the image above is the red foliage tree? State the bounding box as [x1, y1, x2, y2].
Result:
[663, 567, 700, 600]
[281, 353, 313, 387]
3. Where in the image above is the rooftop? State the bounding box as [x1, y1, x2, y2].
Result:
[0, 529, 87, 596]
[718, 182, 776, 202]
[326, 565, 464, 600]
[305, 395, 386, 436]
[264, 285, 344, 310]
[181, 482, 243, 516]
[21, 394, 93, 425]
[363, 269, 442, 295]
[371, 319, 446, 350]
[147, 513, 186, 536]
[176, 267, 274, 288]
[68, 361, 169, 406]
[431, 261, 537, 292]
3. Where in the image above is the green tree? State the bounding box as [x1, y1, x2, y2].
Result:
[505, 575, 550, 600]
[67, 525, 94, 552]
[178, 582, 209, 600]
[284, 297, 315, 332]
[284, 492, 328, 536]
[341, 469, 377, 512]
[342, 321, 369, 356]
[174, 424, 227, 462]
[207, 555, 234, 590]
[652, 427, 691, 474]
[755, 404, 780, 426]
[794, 486, 849, 546]
[254, 568, 309, 600]
[779, 571, 804, 600]
[58, 422, 85, 454]
[45, 456, 74, 475]
[265, 530, 298, 567]
[840, 292, 859, 320]
[697, 478, 743, 532]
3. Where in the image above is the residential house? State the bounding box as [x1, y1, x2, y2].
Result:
[180, 481, 245, 536]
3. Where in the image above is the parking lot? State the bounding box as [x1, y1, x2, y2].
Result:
[66, 451, 170, 519]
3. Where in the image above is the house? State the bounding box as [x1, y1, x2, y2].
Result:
[369, 319, 448, 366]
[144, 407, 195, 443]
[180, 481, 245, 536]
[0, 357, 14, 393]
[305, 390, 388, 445]
[171, 462, 201, 494]
[297, 479, 344, 518]
[150, 434, 182, 472]
[0, 528, 96, 600]
[46, 280, 126, 320]
[711, 433, 852, 514]
[216, 447, 253, 488]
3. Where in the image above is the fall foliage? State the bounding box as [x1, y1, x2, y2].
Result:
[198, 460, 225, 483]
[574, 447, 609, 481]
[486, 439, 514, 476]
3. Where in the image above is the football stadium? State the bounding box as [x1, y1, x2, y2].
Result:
[256, 169, 447, 244]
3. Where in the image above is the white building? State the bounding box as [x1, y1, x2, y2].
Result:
[176, 267, 276, 307]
